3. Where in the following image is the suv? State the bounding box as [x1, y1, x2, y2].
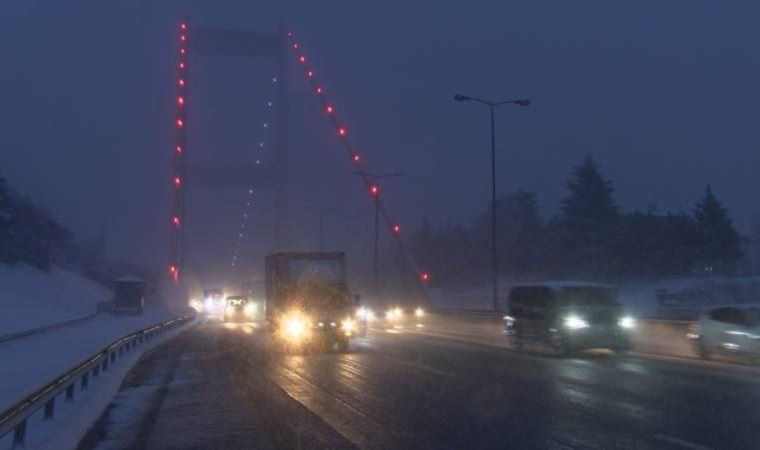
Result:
[689, 305, 760, 363]
[504, 282, 635, 356]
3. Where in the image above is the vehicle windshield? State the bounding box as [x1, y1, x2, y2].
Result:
[554, 287, 620, 307]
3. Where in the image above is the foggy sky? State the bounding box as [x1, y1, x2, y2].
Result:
[2, 1, 759, 283]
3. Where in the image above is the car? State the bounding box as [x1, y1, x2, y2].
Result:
[504, 282, 635, 356]
[223, 296, 257, 322]
[688, 304, 760, 363]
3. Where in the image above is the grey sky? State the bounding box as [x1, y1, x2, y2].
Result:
[1, 0, 759, 282]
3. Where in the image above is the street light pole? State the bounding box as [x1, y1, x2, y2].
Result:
[454, 94, 530, 311]
[353, 171, 404, 292]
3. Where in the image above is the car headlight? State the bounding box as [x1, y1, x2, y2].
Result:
[342, 318, 355, 332]
[386, 308, 402, 320]
[564, 315, 589, 330]
[414, 307, 425, 318]
[618, 316, 636, 329]
[204, 299, 213, 309]
[356, 307, 374, 321]
[244, 304, 256, 315]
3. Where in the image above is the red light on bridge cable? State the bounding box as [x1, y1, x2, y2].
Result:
[338, 128, 346, 136]
[353, 154, 360, 163]
[179, 62, 185, 69]
[293, 43, 299, 49]
[176, 119, 184, 128]
[299, 55, 306, 63]
[177, 96, 185, 106]
[172, 216, 180, 226]
[370, 185, 378, 195]
[326, 105, 333, 114]
[316, 87, 323, 94]
[180, 48, 186, 55]
[178, 79, 185, 87]
[421, 273, 430, 282]
[173, 176, 181, 186]
[180, 23, 187, 30]
[175, 145, 183, 154]
[393, 225, 400, 233]
[180, 35, 186, 42]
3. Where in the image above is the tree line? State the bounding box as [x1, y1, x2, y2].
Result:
[411, 155, 743, 290]
[0, 177, 72, 270]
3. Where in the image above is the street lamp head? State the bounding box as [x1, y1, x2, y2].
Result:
[514, 99, 531, 106]
[454, 94, 470, 102]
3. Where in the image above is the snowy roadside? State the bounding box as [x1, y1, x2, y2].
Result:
[0, 264, 111, 336]
[0, 316, 197, 450]
[0, 309, 180, 413]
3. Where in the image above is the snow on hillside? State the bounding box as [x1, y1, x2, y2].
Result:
[0, 264, 111, 336]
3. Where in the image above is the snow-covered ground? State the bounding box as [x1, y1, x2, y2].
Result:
[0, 318, 194, 450]
[0, 264, 111, 336]
[0, 309, 176, 413]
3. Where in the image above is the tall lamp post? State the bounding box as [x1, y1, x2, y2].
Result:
[353, 171, 404, 291]
[453, 94, 530, 311]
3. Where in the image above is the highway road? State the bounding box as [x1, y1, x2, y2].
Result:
[79, 317, 760, 450]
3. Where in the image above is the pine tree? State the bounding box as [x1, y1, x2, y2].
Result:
[557, 155, 619, 279]
[561, 155, 618, 224]
[692, 185, 741, 274]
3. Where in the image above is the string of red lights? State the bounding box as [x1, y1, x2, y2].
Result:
[286, 31, 430, 284]
[169, 21, 189, 283]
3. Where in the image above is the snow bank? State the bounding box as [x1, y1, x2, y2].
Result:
[0, 264, 111, 335]
[0, 309, 176, 414]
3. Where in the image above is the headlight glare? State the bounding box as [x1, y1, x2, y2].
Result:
[564, 315, 589, 330]
[618, 316, 636, 329]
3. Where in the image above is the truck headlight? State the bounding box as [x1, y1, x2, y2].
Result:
[618, 316, 636, 329]
[244, 304, 256, 315]
[564, 315, 589, 330]
[342, 319, 355, 332]
[285, 317, 307, 339]
[414, 307, 425, 318]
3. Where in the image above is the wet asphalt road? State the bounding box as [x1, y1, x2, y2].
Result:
[80, 318, 760, 450]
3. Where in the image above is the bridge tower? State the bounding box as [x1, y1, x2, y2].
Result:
[169, 22, 290, 287]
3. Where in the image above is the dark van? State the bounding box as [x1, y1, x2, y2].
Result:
[504, 282, 635, 356]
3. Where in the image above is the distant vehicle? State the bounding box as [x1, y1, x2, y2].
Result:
[265, 252, 360, 352]
[113, 277, 146, 316]
[382, 306, 426, 322]
[688, 304, 760, 363]
[202, 288, 225, 316]
[223, 295, 256, 322]
[504, 282, 635, 356]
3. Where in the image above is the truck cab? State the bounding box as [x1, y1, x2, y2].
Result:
[265, 252, 359, 352]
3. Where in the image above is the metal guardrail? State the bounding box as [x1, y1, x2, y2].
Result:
[0, 314, 97, 345]
[0, 313, 195, 448]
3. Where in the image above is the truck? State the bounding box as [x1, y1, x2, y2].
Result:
[265, 252, 359, 352]
[112, 277, 146, 316]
